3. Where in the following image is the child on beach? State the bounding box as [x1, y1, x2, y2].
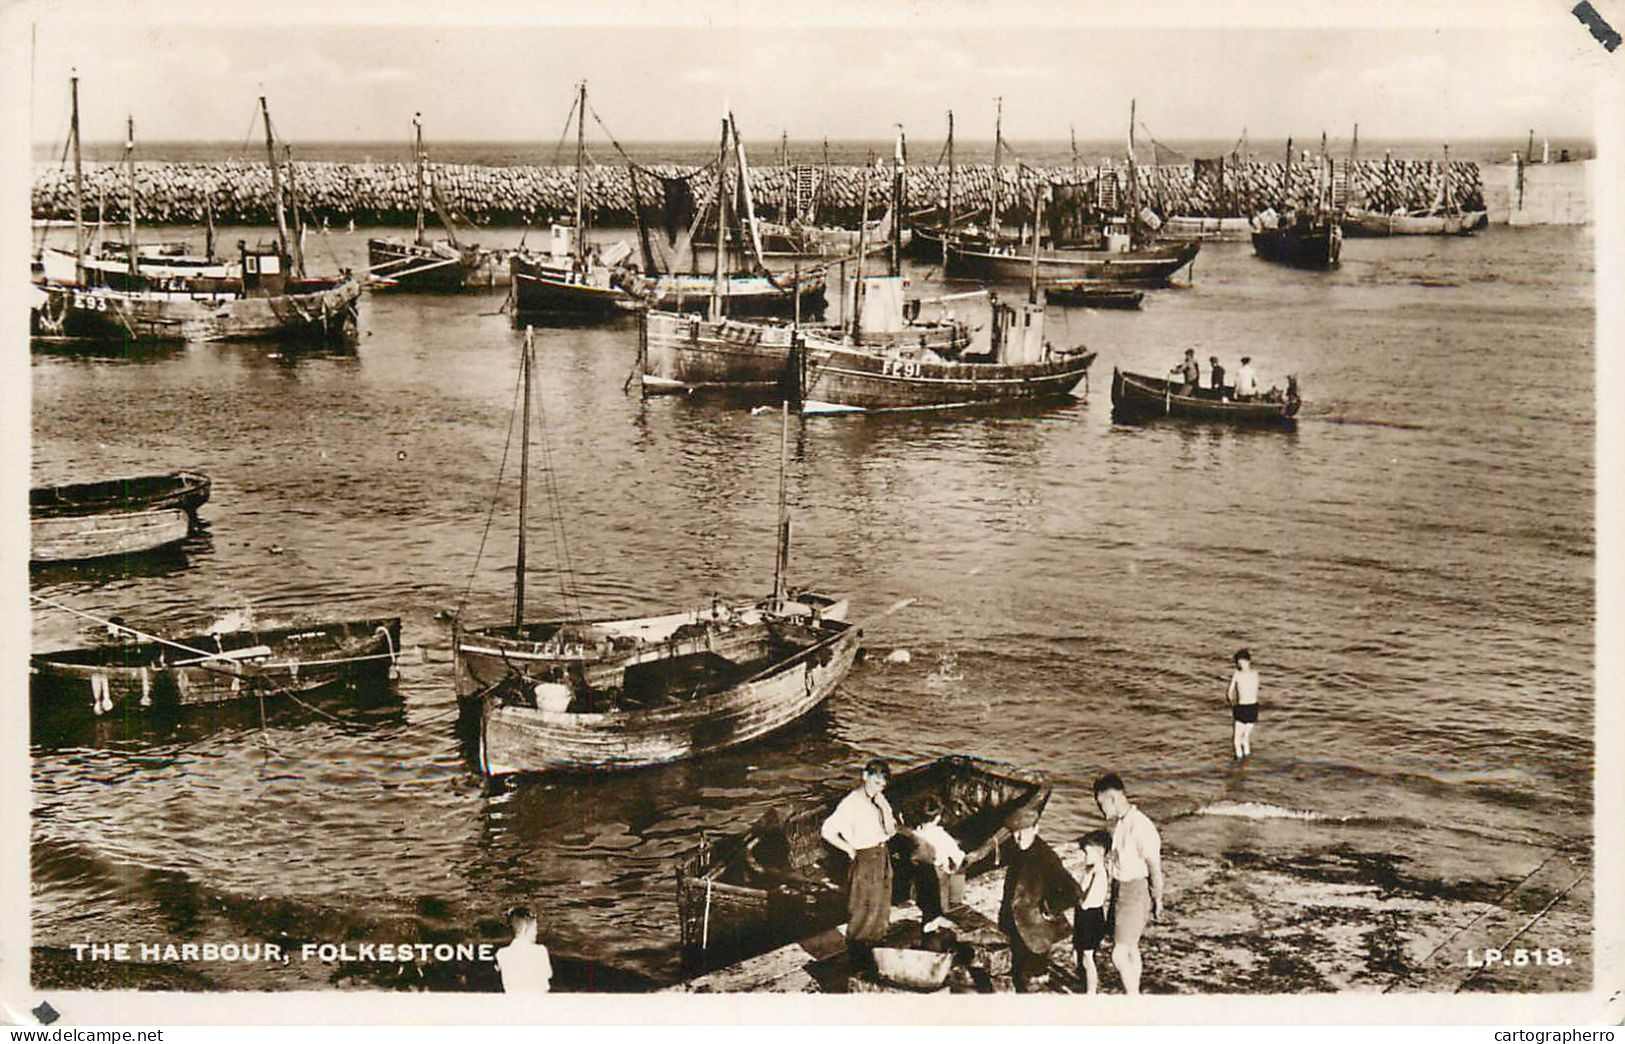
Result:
[904, 796, 967, 932]
[1073, 830, 1112, 994]
[494, 905, 553, 993]
[1226, 648, 1261, 759]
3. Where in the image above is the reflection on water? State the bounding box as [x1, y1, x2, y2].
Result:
[29, 225, 1594, 988]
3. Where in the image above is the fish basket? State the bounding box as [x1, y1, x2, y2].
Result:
[872, 947, 954, 991]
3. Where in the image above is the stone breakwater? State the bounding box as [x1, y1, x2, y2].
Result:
[32, 160, 1484, 227]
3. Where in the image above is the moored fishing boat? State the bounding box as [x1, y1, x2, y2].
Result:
[30, 508, 191, 563]
[675, 754, 1051, 961]
[1110, 368, 1301, 424]
[1042, 283, 1144, 309]
[1250, 214, 1343, 268]
[1156, 215, 1254, 242]
[30, 471, 210, 518]
[1343, 208, 1488, 237]
[30, 615, 402, 717]
[367, 115, 496, 291]
[454, 331, 857, 775]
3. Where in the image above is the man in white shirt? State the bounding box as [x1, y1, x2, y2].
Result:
[1235, 356, 1259, 400]
[1093, 773, 1164, 994]
[494, 905, 553, 993]
[821, 758, 898, 971]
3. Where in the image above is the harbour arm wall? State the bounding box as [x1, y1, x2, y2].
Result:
[31, 159, 1485, 228]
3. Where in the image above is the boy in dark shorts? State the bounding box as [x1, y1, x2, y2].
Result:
[1073, 830, 1112, 993]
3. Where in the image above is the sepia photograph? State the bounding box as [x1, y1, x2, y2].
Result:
[2, 0, 1619, 1024]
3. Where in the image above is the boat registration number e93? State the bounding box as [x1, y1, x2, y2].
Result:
[881, 358, 922, 379]
[73, 291, 111, 312]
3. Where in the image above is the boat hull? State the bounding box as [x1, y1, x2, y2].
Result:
[31, 281, 363, 343]
[30, 471, 211, 519]
[1251, 223, 1343, 267]
[1156, 215, 1255, 242]
[367, 239, 490, 291]
[478, 618, 858, 775]
[1110, 368, 1300, 425]
[648, 274, 827, 319]
[1043, 285, 1144, 309]
[945, 241, 1198, 286]
[675, 754, 1052, 961]
[510, 256, 643, 316]
[30, 617, 402, 716]
[799, 341, 1097, 412]
[1342, 209, 1488, 237]
[30, 508, 191, 563]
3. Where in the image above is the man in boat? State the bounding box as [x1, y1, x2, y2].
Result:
[995, 804, 1080, 992]
[1209, 356, 1226, 395]
[494, 905, 553, 993]
[821, 758, 898, 972]
[1235, 357, 1259, 401]
[1170, 349, 1200, 396]
[1094, 773, 1164, 995]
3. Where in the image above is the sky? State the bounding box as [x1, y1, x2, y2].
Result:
[18, 0, 1609, 147]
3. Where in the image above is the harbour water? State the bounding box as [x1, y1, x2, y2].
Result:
[29, 223, 1594, 990]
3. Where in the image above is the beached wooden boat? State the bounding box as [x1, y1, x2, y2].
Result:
[1043, 284, 1143, 309]
[1342, 207, 1487, 237]
[367, 115, 495, 291]
[30, 508, 191, 563]
[455, 331, 856, 774]
[30, 471, 210, 519]
[674, 754, 1052, 961]
[30, 616, 402, 716]
[1156, 215, 1254, 242]
[1110, 368, 1301, 424]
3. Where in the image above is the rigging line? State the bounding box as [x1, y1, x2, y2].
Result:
[550, 92, 580, 167]
[586, 103, 717, 180]
[532, 382, 581, 622]
[454, 344, 527, 618]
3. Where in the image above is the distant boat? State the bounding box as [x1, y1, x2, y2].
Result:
[1042, 283, 1144, 309]
[1110, 368, 1301, 425]
[367, 114, 495, 291]
[1155, 215, 1254, 242]
[675, 754, 1052, 961]
[1250, 214, 1343, 268]
[454, 331, 858, 776]
[31, 507, 191, 563]
[31, 616, 402, 717]
[1344, 143, 1486, 237]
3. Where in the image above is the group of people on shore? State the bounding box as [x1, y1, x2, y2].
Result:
[1170, 347, 1259, 400]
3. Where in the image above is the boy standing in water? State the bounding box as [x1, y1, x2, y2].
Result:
[1073, 830, 1112, 994]
[1226, 648, 1261, 759]
[494, 905, 553, 993]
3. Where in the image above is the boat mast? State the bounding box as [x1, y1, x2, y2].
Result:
[1028, 184, 1042, 304]
[414, 113, 426, 246]
[285, 145, 308, 278]
[730, 114, 767, 269]
[851, 157, 872, 339]
[890, 126, 905, 277]
[710, 115, 729, 319]
[772, 401, 791, 604]
[513, 326, 534, 628]
[124, 114, 137, 278]
[1284, 136, 1292, 207]
[574, 80, 587, 270]
[944, 110, 955, 266]
[204, 187, 215, 260]
[1442, 142, 1454, 214]
[779, 130, 790, 223]
[990, 96, 1003, 243]
[1127, 99, 1140, 236]
[259, 97, 291, 263]
[70, 74, 85, 269]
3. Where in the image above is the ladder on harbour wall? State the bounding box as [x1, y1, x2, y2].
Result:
[1330, 163, 1351, 209]
[1095, 172, 1120, 212]
[793, 166, 819, 222]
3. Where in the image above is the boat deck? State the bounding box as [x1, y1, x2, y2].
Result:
[668, 838, 1592, 994]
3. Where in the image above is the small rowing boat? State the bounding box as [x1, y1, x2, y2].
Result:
[1042, 284, 1144, 309]
[30, 508, 191, 563]
[675, 754, 1051, 962]
[1111, 368, 1301, 425]
[30, 471, 211, 518]
[30, 616, 402, 718]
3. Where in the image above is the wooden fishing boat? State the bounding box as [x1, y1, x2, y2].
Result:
[367, 115, 495, 291]
[31, 508, 191, 563]
[30, 471, 210, 519]
[455, 331, 857, 775]
[797, 188, 1097, 413]
[946, 239, 1197, 286]
[1251, 216, 1342, 268]
[1342, 207, 1487, 237]
[1042, 283, 1144, 309]
[31, 85, 362, 344]
[1155, 215, 1254, 242]
[30, 616, 401, 716]
[1110, 368, 1301, 424]
[674, 754, 1052, 961]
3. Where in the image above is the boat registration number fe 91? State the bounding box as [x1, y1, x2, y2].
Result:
[882, 358, 923, 379]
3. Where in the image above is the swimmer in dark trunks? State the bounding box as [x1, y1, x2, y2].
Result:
[1226, 648, 1260, 759]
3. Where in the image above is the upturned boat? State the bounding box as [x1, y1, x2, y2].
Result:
[1110, 368, 1301, 425]
[30, 616, 402, 717]
[675, 755, 1051, 961]
[454, 331, 858, 776]
[367, 115, 496, 291]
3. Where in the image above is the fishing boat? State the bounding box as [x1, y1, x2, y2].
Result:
[1110, 368, 1301, 425]
[30, 616, 402, 717]
[1042, 283, 1143, 309]
[30, 471, 211, 519]
[453, 331, 858, 775]
[675, 754, 1052, 961]
[31, 508, 191, 563]
[367, 115, 496, 291]
[797, 187, 1097, 413]
[1251, 138, 1344, 268]
[31, 83, 362, 343]
[1344, 143, 1487, 237]
[641, 134, 966, 394]
[1156, 215, 1254, 242]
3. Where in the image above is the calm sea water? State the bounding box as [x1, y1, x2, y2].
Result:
[29, 223, 1594, 988]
